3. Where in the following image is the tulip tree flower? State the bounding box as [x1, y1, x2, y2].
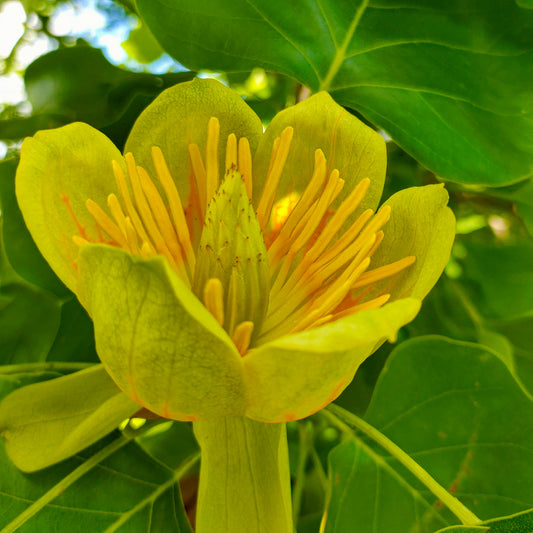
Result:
[0, 79, 454, 533]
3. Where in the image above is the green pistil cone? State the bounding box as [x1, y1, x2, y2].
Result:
[194, 169, 270, 338]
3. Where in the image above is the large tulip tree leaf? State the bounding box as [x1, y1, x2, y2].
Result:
[322, 337, 533, 533]
[136, 0, 533, 187]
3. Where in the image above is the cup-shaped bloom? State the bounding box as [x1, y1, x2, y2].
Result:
[14, 79, 454, 427]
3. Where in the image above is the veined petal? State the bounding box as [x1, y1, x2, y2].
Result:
[360, 184, 455, 303]
[252, 92, 386, 216]
[16, 123, 125, 293]
[125, 78, 263, 203]
[243, 298, 420, 423]
[0, 365, 138, 472]
[78, 244, 247, 421]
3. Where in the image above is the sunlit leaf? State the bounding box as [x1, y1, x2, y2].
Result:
[458, 241, 533, 321]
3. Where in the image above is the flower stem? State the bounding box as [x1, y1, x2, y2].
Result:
[193, 417, 293, 533]
[324, 404, 482, 526]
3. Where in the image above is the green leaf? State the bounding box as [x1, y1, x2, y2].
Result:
[493, 318, 533, 397]
[136, 421, 198, 470]
[0, 159, 66, 295]
[458, 241, 533, 321]
[0, 282, 61, 365]
[483, 178, 533, 237]
[0, 115, 68, 141]
[45, 298, 98, 363]
[137, 0, 533, 186]
[325, 438, 450, 532]
[323, 337, 533, 532]
[0, 365, 139, 472]
[122, 21, 164, 64]
[436, 508, 533, 532]
[24, 46, 191, 128]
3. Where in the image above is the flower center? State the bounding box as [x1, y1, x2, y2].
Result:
[68, 117, 415, 355]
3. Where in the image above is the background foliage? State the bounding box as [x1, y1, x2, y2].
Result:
[0, 0, 532, 531]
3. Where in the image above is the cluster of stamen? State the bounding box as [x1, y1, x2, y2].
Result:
[67, 116, 415, 356]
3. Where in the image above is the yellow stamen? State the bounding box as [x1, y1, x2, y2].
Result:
[125, 154, 181, 275]
[352, 256, 416, 290]
[289, 170, 343, 256]
[313, 205, 390, 276]
[72, 235, 89, 247]
[238, 137, 253, 198]
[107, 193, 129, 244]
[334, 293, 391, 320]
[140, 241, 153, 258]
[263, 231, 375, 337]
[256, 126, 294, 229]
[205, 117, 220, 213]
[306, 178, 371, 265]
[225, 133, 238, 172]
[267, 149, 327, 267]
[291, 256, 372, 332]
[152, 146, 196, 272]
[188, 143, 207, 219]
[124, 217, 141, 256]
[265, 136, 280, 180]
[136, 165, 184, 267]
[112, 160, 150, 246]
[368, 231, 384, 258]
[232, 321, 254, 355]
[86, 198, 128, 249]
[203, 278, 225, 326]
[271, 207, 374, 302]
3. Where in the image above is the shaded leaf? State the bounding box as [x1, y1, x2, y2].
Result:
[435, 508, 533, 532]
[0, 115, 68, 141]
[137, 0, 533, 186]
[136, 421, 198, 470]
[324, 337, 533, 532]
[0, 159, 66, 295]
[23, 46, 195, 133]
[458, 241, 533, 321]
[0, 282, 61, 365]
[483, 178, 533, 237]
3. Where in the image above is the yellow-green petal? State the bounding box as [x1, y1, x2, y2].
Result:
[78, 244, 247, 421]
[243, 298, 420, 423]
[16, 123, 124, 293]
[125, 77, 263, 200]
[369, 184, 456, 303]
[252, 92, 386, 215]
[0, 365, 138, 472]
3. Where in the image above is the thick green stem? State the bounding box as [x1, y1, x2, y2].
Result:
[193, 417, 293, 533]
